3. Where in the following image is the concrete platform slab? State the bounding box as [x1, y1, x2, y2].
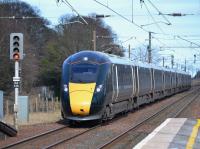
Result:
[133, 118, 200, 149]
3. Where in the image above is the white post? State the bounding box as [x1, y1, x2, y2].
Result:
[93, 30, 96, 51]
[13, 61, 20, 130]
[148, 32, 152, 63]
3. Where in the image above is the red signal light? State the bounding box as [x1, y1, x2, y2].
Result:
[13, 53, 20, 61]
[10, 33, 23, 60]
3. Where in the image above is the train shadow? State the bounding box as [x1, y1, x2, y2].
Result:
[56, 119, 100, 128]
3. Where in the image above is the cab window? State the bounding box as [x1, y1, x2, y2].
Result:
[70, 63, 98, 83]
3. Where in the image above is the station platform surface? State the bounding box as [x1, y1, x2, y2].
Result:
[133, 118, 200, 149]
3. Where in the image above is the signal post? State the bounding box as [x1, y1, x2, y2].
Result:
[10, 33, 23, 130]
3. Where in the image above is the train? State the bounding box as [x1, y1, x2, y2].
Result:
[61, 51, 191, 123]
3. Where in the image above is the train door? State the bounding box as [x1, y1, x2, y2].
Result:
[112, 64, 118, 102]
[163, 71, 165, 91]
[136, 66, 140, 96]
[151, 68, 155, 93]
[131, 66, 135, 97]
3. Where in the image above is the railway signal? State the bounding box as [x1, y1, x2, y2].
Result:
[10, 33, 24, 130]
[10, 33, 23, 60]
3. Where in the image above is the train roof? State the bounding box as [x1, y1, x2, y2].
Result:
[65, 51, 190, 75]
[103, 52, 169, 70]
[104, 52, 189, 75]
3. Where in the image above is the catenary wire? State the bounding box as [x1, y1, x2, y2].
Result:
[61, 0, 88, 24]
[143, 1, 165, 34]
[146, 0, 171, 25]
[93, 0, 150, 33]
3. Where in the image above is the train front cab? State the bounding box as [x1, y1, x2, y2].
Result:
[61, 56, 110, 122]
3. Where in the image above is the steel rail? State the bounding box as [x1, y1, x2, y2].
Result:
[43, 124, 101, 149]
[43, 115, 125, 149]
[2, 125, 68, 149]
[43, 105, 129, 148]
[97, 88, 199, 149]
[174, 93, 200, 118]
[2, 109, 124, 148]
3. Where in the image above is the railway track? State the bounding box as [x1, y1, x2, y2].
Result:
[1, 113, 121, 148]
[1, 88, 198, 149]
[97, 88, 200, 149]
[43, 116, 126, 148]
[1, 121, 104, 149]
[1, 125, 68, 149]
[43, 124, 101, 149]
[42, 88, 199, 148]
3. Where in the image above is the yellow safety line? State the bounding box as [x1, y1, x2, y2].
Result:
[186, 119, 200, 149]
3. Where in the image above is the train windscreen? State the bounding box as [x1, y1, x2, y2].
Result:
[70, 63, 98, 83]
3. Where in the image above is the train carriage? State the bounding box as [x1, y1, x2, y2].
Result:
[176, 72, 182, 92]
[61, 51, 191, 123]
[163, 69, 172, 95]
[153, 67, 165, 100]
[108, 63, 135, 116]
[171, 70, 177, 93]
[136, 63, 153, 105]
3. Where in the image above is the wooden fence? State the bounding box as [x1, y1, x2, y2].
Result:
[3, 96, 61, 115]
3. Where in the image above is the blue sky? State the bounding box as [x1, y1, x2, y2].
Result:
[22, 0, 200, 75]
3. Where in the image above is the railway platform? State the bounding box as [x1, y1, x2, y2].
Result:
[134, 118, 200, 149]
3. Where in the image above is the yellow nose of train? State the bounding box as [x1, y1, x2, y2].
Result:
[69, 82, 96, 116]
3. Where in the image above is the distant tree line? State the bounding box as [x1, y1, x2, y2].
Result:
[0, 1, 124, 97]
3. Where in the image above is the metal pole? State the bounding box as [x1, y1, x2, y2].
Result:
[171, 55, 174, 68]
[162, 57, 165, 67]
[14, 61, 20, 130]
[194, 54, 196, 64]
[19, 62, 22, 94]
[128, 44, 131, 59]
[93, 30, 96, 51]
[148, 32, 152, 63]
[192, 65, 193, 77]
[139, 48, 142, 61]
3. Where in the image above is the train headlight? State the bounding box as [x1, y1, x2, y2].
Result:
[63, 84, 68, 92]
[96, 85, 103, 93]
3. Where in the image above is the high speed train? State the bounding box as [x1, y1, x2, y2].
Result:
[61, 51, 191, 122]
